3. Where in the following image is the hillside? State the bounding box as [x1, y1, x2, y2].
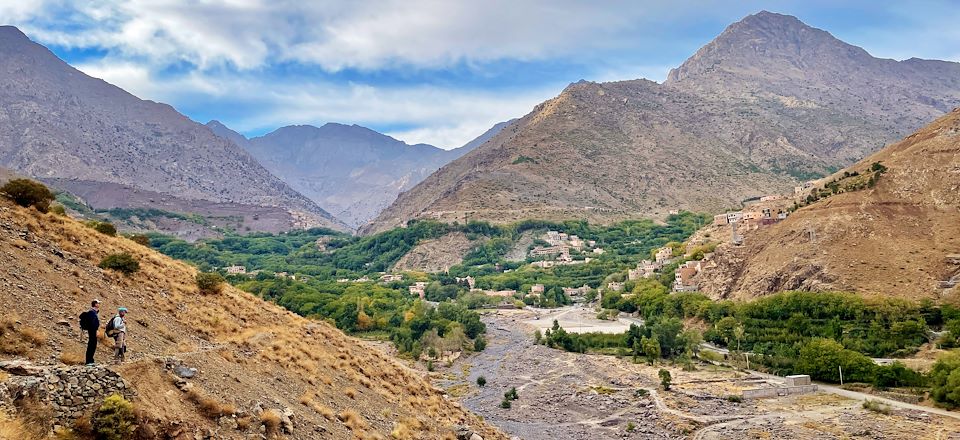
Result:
[209, 121, 509, 228]
[363, 11, 960, 234]
[0, 26, 346, 235]
[0, 197, 505, 439]
[695, 108, 960, 300]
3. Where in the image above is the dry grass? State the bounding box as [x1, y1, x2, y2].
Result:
[309, 402, 335, 421]
[236, 415, 254, 431]
[0, 318, 47, 355]
[344, 387, 358, 399]
[260, 410, 282, 437]
[338, 409, 368, 432]
[59, 351, 85, 365]
[391, 417, 424, 440]
[184, 388, 236, 418]
[0, 413, 44, 440]
[12, 396, 54, 439]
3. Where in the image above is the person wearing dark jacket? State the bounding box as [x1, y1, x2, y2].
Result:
[80, 299, 101, 365]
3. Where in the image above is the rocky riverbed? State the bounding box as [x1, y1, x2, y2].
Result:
[436, 308, 960, 440]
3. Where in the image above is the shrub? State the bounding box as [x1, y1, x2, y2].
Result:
[659, 369, 672, 391]
[473, 336, 487, 352]
[260, 410, 281, 436]
[49, 204, 66, 216]
[726, 395, 743, 403]
[476, 376, 487, 387]
[98, 253, 140, 275]
[196, 272, 226, 295]
[94, 394, 136, 440]
[0, 179, 54, 212]
[92, 222, 117, 236]
[128, 234, 151, 246]
[504, 387, 519, 401]
[626, 422, 636, 432]
[499, 399, 511, 409]
[634, 388, 649, 397]
[862, 399, 891, 414]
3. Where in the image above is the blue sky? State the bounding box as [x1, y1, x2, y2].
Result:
[2, 0, 959, 149]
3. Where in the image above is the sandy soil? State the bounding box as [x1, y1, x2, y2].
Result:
[523, 305, 643, 334]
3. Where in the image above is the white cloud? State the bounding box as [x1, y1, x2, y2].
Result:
[72, 57, 556, 149]
[10, 0, 665, 72]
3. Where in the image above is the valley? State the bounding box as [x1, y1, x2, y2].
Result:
[1, 5, 960, 440]
[433, 310, 960, 439]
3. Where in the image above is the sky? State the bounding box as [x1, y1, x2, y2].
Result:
[2, 1, 959, 149]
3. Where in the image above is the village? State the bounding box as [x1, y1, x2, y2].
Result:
[216, 184, 816, 308]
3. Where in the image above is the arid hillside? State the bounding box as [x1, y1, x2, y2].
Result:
[364, 12, 960, 235]
[696, 109, 960, 300]
[0, 197, 504, 439]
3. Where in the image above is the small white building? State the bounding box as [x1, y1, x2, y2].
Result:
[225, 265, 246, 275]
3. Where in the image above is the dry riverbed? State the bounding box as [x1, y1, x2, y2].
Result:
[434, 308, 960, 439]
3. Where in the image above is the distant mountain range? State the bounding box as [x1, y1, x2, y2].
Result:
[207, 119, 510, 228]
[363, 11, 960, 234]
[696, 108, 960, 301]
[0, 25, 346, 236]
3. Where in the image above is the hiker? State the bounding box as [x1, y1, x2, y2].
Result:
[106, 307, 128, 363]
[79, 299, 101, 366]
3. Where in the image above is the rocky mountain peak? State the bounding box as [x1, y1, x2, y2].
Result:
[666, 11, 870, 83]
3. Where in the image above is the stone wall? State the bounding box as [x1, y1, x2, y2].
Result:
[0, 360, 134, 430]
[743, 384, 818, 400]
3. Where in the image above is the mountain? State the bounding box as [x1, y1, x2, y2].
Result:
[695, 108, 960, 301]
[450, 119, 516, 155]
[208, 120, 509, 228]
[0, 196, 505, 439]
[0, 26, 347, 236]
[362, 11, 960, 235]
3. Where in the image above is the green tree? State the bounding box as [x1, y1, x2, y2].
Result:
[658, 369, 672, 391]
[641, 336, 661, 364]
[795, 338, 875, 383]
[930, 352, 960, 408]
[476, 376, 487, 387]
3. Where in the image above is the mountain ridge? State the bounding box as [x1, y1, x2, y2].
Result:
[0, 26, 348, 234]
[208, 119, 510, 228]
[363, 11, 960, 235]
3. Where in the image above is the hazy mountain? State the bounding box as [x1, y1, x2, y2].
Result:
[363, 11, 960, 234]
[696, 108, 960, 300]
[208, 120, 510, 228]
[0, 26, 346, 235]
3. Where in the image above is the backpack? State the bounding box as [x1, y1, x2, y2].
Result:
[105, 315, 119, 336]
[79, 310, 93, 330]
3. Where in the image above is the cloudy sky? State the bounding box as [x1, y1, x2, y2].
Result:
[2, 1, 959, 148]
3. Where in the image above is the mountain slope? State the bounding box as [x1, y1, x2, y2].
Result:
[0, 26, 346, 234]
[364, 11, 960, 235]
[0, 196, 505, 439]
[209, 121, 509, 228]
[696, 108, 960, 300]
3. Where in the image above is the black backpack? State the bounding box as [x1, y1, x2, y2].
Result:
[79, 310, 93, 330]
[105, 315, 118, 336]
